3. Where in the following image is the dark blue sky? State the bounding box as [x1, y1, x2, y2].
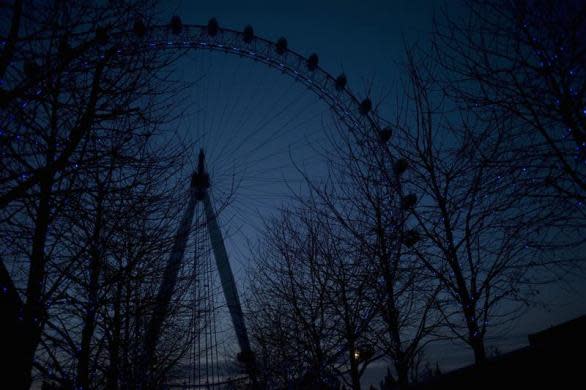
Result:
[157, 0, 586, 384]
[164, 0, 444, 111]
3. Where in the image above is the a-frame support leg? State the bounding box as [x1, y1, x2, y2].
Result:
[203, 192, 254, 359]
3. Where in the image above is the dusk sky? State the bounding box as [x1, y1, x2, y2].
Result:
[3, 1, 585, 388]
[156, 0, 586, 383]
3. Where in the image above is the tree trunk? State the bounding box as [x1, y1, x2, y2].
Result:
[463, 301, 486, 365]
[76, 194, 104, 389]
[395, 353, 409, 389]
[0, 261, 25, 386]
[14, 175, 53, 389]
[376, 209, 410, 389]
[349, 349, 361, 390]
[470, 334, 487, 365]
[107, 280, 122, 389]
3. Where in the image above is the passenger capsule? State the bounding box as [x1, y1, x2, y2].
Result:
[23, 60, 40, 78]
[378, 126, 392, 143]
[403, 229, 420, 247]
[359, 98, 372, 115]
[95, 26, 109, 45]
[335, 74, 347, 91]
[276, 37, 288, 54]
[243, 25, 254, 43]
[133, 18, 146, 37]
[207, 18, 219, 36]
[393, 158, 409, 175]
[307, 53, 319, 71]
[401, 194, 417, 209]
[170, 16, 182, 35]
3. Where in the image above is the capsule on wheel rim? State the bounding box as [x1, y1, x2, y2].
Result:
[134, 18, 146, 37]
[207, 18, 219, 36]
[243, 25, 254, 43]
[335, 74, 347, 91]
[393, 158, 409, 175]
[307, 53, 319, 71]
[378, 126, 392, 143]
[359, 98, 372, 115]
[170, 16, 182, 35]
[276, 37, 288, 55]
[95, 26, 109, 45]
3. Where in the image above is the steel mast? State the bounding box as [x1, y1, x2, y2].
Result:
[143, 149, 256, 386]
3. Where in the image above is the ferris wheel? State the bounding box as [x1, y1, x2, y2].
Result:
[131, 16, 393, 388]
[1, 13, 392, 387]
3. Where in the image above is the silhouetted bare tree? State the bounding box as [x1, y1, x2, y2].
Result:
[0, 1, 188, 388]
[292, 104, 443, 387]
[34, 128, 191, 389]
[246, 114, 439, 388]
[433, 0, 586, 208]
[248, 206, 376, 389]
[388, 47, 584, 365]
